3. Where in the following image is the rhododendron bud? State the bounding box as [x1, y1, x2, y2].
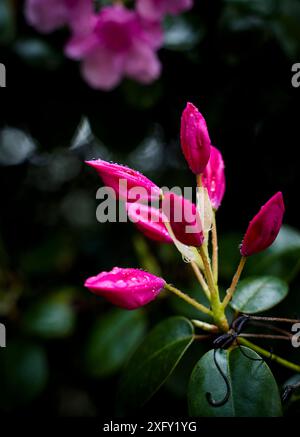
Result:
[202, 146, 225, 210]
[86, 160, 161, 202]
[162, 192, 204, 247]
[127, 204, 172, 243]
[84, 267, 165, 309]
[180, 102, 211, 175]
[240, 192, 285, 257]
[137, 0, 193, 22]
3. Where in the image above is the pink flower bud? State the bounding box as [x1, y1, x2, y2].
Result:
[180, 102, 211, 175]
[162, 192, 204, 247]
[84, 267, 165, 309]
[202, 146, 225, 210]
[127, 203, 172, 243]
[86, 160, 161, 202]
[240, 192, 285, 257]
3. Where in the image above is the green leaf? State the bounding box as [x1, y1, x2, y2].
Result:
[117, 316, 194, 414]
[22, 290, 76, 338]
[283, 374, 300, 415]
[84, 308, 146, 378]
[230, 276, 288, 314]
[165, 342, 207, 399]
[188, 347, 282, 417]
[0, 340, 48, 410]
[283, 374, 300, 400]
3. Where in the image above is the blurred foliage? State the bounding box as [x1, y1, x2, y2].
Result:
[84, 308, 146, 378]
[0, 340, 48, 410]
[0, 0, 15, 45]
[0, 0, 300, 418]
[117, 317, 194, 415]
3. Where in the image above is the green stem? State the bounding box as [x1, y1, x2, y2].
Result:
[165, 284, 213, 316]
[238, 337, 300, 373]
[222, 256, 247, 308]
[190, 261, 210, 300]
[211, 211, 218, 284]
[198, 245, 217, 298]
[198, 245, 229, 331]
[192, 319, 219, 332]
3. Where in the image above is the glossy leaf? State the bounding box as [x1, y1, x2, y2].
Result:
[85, 308, 146, 378]
[188, 347, 282, 417]
[117, 316, 194, 414]
[165, 342, 207, 398]
[0, 340, 48, 409]
[230, 276, 288, 314]
[283, 374, 300, 415]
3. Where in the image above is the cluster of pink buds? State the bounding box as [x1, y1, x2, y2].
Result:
[24, 0, 193, 90]
[84, 102, 285, 331]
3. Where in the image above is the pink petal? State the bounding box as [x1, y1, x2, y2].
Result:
[125, 43, 161, 84]
[140, 19, 164, 49]
[81, 49, 124, 90]
[65, 33, 100, 60]
[25, 0, 69, 33]
[127, 203, 172, 243]
[67, 0, 95, 35]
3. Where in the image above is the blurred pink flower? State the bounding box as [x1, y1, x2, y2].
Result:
[85, 267, 165, 309]
[137, 0, 193, 21]
[66, 5, 162, 90]
[25, 0, 93, 34]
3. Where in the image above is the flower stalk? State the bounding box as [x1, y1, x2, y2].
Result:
[211, 211, 218, 284]
[198, 245, 229, 332]
[222, 256, 247, 308]
[238, 337, 300, 373]
[165, 284, 213, 316]
[190, 261, 210, 300]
